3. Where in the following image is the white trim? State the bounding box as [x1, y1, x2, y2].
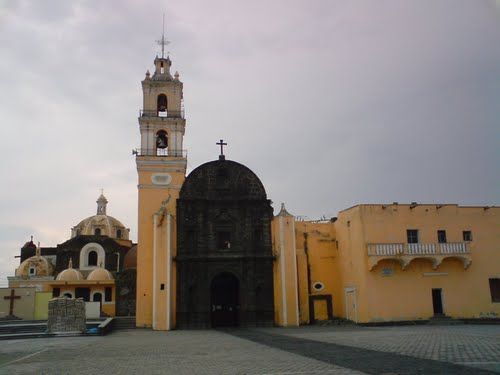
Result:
[291, 219, 299, 325]
[138, 184, 183, 190]
[279, 215, 287, 326]
[91, 290, 104, 303]
[136, 159, 187, 167]
[344, 287, 357, 323]
[79, 243, 105, 271]
[61, 289, 73, 298]
[151, 173, 172, 186]
[166, 214, 172, 330]
[152, 214, 158, 330]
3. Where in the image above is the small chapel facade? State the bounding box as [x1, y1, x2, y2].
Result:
[134, 49, 500, 330]
[6, 194, 137, 318]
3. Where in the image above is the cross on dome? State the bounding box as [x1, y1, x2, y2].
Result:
[217, 139, 227, 160]
[96, 191, 108, 215]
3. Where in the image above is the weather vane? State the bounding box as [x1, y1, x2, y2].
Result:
[156, 13, 170, 58]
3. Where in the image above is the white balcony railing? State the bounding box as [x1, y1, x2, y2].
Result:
[407, 243, 436, 255]
[367, 243, 404, 256]
[367, 242, 470, 257]
[439, 242, 469, 254]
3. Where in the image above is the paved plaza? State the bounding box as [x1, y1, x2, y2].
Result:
[0, 325, 499, 374]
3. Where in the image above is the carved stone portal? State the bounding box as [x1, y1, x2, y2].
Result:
[176, 159, 275, 328]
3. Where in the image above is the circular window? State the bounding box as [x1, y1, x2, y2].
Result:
[312, 281, 324, 291]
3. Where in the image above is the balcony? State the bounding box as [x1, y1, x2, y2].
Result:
[366, 242, 471, 270]
[133, 148, 187, 157]
[139, 109, 185, 119]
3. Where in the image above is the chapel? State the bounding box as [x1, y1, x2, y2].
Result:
[8, 193, 137, 317]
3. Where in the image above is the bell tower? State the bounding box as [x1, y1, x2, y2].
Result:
[135, 29, 186, 329]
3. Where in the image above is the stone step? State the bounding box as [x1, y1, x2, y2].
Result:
[113, 317, 136, 330]
[428, 315, 464, 325]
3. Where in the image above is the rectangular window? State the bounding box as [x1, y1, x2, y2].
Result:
[29, 267, 36, 275]
[407, 229, 419, 244]
[489, 279, 500, 303]
[463, 231, 472, 242]
[217, 231, 231, 249]
[105, 287, 112, 302]
[52, 288, 60, 297]
[75, 287, 90, 302]
[437, 230, 447, 243]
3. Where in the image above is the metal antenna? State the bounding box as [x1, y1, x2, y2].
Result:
[156, 13, 170, 58]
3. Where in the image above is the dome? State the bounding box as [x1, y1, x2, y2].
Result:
[56, 259, 84, 281]
[179, 159, 267, 201]
[71, 193, 129, 240]
[123, 245, 137, 269]
[87, 267, 114, 281]
[15, 243, 53, 277]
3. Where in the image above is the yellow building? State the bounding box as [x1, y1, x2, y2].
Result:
[280, 203, 500, 324]
[135, 45, 500, 329]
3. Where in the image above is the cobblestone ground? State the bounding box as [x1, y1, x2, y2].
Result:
[0, 330, 362, 375]
[0, 325, 498, 374]
[254, 325, 500, 373]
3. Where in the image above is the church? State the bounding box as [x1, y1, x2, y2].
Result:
[134, 46, 500, 329]
[7, 194, 137, 318]
[5, 41, 499, 328]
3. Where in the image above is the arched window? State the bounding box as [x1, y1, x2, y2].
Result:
[116, 229, 122, 239]
[157, 94, 167, 115]
[88, 251, 98, 266]
[156, 130, 168, 155]
[93, 292, 102, 303]
[94, 228, 101, 236]
[63, 292, 72, 298]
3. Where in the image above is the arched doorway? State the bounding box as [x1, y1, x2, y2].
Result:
[211, 273, 239, 327]
[93, 292, 103, 314]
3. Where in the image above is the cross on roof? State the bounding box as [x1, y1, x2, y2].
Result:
[156, 13, 170, 58]
[4, 289, 21, 316]
[216, 139, 227, 160]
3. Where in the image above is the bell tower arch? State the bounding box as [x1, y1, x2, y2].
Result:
[135, 30, 187, 329]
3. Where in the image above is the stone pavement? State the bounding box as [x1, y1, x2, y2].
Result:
[0, 325, 498, 374]
[263, 325, 500, 373]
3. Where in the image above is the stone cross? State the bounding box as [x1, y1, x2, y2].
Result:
[3, 289, 21, 316]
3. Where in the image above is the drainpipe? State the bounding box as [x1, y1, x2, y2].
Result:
[114, 252, 120, 273]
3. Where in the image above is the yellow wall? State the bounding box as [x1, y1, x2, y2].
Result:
[294, 221, 340, 322]
[0, 287, 36, 320]
[335, 204, 500, 322]
[34, 292, 52, 320]
[271, 212, 300, 326]
[135, 161, 184, 329]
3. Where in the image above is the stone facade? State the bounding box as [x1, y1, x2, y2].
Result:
[176, 159, 275, 328]
[47, 297, 86, 333]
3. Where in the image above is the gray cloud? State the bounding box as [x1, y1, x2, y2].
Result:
[1, 0, 499, 283]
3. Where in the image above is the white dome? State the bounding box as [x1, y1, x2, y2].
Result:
[87, 267, 114, 281]
[71, 193, 129, 240]
[56, 259, 84, 281]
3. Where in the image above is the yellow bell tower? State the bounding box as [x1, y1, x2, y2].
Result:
[135, 32, 186, 329]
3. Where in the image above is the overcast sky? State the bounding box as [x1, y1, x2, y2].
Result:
[1, 0, 499, 285]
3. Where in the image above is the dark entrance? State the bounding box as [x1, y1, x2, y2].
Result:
[75, 287, 90, 302]
[432, 288, 443, 315]
[211, 273, 239, 327]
